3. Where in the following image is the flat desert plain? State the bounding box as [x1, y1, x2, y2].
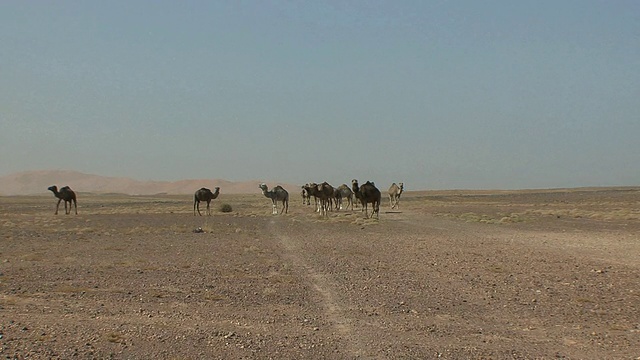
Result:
[1, 188, 639, 359]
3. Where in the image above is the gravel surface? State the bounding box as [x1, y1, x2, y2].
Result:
[1, 189, 639, 359]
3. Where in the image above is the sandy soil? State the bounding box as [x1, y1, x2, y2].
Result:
[1, 188, 639, 359]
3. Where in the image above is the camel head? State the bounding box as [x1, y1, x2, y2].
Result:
[47, 185, 58, 193]
[351, 179, 360, 192]
[259, 183, 268, 192]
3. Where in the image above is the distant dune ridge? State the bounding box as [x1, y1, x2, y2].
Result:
[0, 170, 297, 196]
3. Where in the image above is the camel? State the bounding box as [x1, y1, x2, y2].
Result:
[302, 183, 321, 213]
[194, 187, 220, 216]
[335, 184, 354, 211]
[259, 183, 289, 215]
[352, 179, 364, 211]
[302, 183, 316, 209]
[47, 185, 77, 215]
[388, 182, 404, 209]
[316, 182, 335, 217]
[303, 182, 334, 217]
[354, 180, 381, 218]
[301, 186, 311, 206]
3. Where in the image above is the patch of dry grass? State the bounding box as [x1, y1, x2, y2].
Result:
[20, 253, 46, 262]
[105, 332, 126, 344]
[525, 208, 640, 221]
[487, 265, 508, 273]
[0, 295, 20, 306]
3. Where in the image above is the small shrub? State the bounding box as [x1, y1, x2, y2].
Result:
[220, 204, 233, 213]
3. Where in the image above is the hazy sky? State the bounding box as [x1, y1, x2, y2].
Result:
[1, 1, 638, 190]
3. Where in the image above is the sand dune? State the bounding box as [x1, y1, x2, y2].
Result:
[0, 170, 297, 195]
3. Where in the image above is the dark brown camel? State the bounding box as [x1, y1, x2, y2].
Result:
[301, 186, 311, 206]
[302, 183, 320, 212]
[316, 182, 335, 217]
[47, 185, 77, 215]
[355, 180, 381, 218]
[352, 179, 364, 211]
[194, 187, 220, 216]
[303, 182, 333, 217]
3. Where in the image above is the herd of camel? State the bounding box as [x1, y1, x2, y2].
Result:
[46, 181, 404, 218]
[259, 180, 404, 218]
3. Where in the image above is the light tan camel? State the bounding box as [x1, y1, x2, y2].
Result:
[47, 185, 77, 215]
[388, 182, 404, 209]
[194, 187, 220, 216]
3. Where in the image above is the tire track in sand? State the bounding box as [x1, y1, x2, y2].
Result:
[268, 219, 375, 359]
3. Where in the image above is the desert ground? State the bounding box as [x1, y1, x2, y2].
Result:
[1, 187, 639, 359]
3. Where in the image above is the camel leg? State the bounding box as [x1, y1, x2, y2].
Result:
[54, 199, 62, 215]
[206, 200, 211, 216]
[195, 201, 202, 216]
[73, 199, 77, 215]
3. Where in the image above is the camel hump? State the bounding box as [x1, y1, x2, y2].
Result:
[200, 187, 210, 192]
[275, 185, 289, 194]
[61, 186, 71, 190]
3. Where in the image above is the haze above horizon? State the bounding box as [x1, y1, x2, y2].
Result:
[1, 1, 638, 190]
